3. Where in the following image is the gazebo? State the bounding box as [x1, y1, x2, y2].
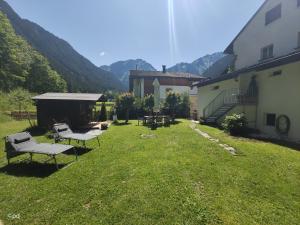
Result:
[32, 93, 106, 129]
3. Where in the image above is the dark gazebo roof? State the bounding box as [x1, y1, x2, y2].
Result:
[32, 93, 106, 102]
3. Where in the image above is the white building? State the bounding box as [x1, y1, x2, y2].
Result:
[195, 0, 300, 141]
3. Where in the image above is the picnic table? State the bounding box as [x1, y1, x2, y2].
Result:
[143, 115, 170, 127]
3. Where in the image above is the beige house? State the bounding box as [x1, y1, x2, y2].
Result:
[195, 0, 300, 141]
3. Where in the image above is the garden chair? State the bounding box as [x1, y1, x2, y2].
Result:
[5, 132, 75, 169]
[53, 123, 100, 148]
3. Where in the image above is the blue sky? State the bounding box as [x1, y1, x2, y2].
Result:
[6, 0, 264, 69]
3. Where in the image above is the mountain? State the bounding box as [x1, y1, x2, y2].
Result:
[101, 59, 156, 88]
[167, 52, 225, 76]
[0, 0, 124, 92]
[0, 11, 66, 93]
[102, 53, 227, 88]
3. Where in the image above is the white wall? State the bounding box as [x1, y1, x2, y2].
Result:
[255, 61, 300, 141]
[160, 85, 191, 99]
[233, 0, 300, 70]
[197, 79, 239, 119]
[197, 61, 300, 142]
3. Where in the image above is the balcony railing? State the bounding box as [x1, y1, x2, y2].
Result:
[203, 88, 257, 119]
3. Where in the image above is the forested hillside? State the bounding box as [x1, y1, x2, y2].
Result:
[0, 12, 66, 93]
[0, 0, 124, 92]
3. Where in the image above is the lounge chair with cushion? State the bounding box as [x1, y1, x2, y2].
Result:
[5, 132, 75, 169]
[53, 123, 100, 148]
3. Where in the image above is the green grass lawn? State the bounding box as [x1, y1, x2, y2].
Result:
[0, 120, 299, 225]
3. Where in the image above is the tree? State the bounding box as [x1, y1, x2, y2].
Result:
[0, 12, 66, 93]
[144, 94, 154, 114]
[8, 88, 32, 113]
[178, 93, 190, 118]
[164, 91, 180, 122]
[99, 102, 107, 122]
[116, 93, 135, 123]
[26, 54, 67, 93]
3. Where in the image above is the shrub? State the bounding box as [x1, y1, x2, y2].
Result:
[222, 113, 248, 136]
[8, 88, 32, 113]
[177, 93, 190, 118]
[99, 102, 107, 122]
[164, 92, 180, 121]
[144, 94, 154, 114]
[115, 93, 135, 123]
[134, 98, 146, 118]
[162, 92, 190, 119]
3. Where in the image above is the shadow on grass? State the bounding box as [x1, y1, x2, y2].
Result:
[246, 136, 300, 152]
[64, 147, 93, 156]
[172, 120, 182, 125]
[23, 126, 47, 137]
[141, 120, 183, 130]
[0, 161, 66, 178]
[0, 148, 87, 178]
[113, 122, 132, 126]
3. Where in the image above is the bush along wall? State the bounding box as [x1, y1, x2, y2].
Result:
[222, 113, 248, 136]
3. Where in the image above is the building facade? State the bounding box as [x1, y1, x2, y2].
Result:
[129, 68, 204, 99]
[196, 0, 300, 141]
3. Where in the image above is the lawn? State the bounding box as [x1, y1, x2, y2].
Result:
[0, 119, 299, 225]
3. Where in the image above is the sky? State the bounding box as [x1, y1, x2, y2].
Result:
[6, 0, 264, 69]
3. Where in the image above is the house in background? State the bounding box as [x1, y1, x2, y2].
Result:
[129, 66, 205, 114]
[195, 0, 300, 141]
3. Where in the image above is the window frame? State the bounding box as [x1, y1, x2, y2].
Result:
[265, 4, 282, 26]
[265, 113, 277, 127]
[261, 44, 274, 60]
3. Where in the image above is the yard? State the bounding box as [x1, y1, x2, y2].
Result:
[0, 119, 299, 225]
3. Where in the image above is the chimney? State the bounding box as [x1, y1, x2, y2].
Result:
[162, 65, 166, 73]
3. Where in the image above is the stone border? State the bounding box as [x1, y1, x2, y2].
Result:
[190, 122, 237, 155]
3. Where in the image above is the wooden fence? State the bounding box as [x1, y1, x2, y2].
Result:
[10, 111, 37, 120]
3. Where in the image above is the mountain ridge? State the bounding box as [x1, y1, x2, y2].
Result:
[167, 52, 225, 75]
[102, 53, 226, 88]
[101, 59, 156, 88]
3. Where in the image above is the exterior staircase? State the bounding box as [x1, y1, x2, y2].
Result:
[204, 104, 236, 124]
[202, 88, 257, 125]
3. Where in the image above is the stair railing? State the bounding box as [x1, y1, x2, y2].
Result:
[203, 88, 240, 119]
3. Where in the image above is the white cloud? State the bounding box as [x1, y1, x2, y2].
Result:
[99, 51, 106, 57]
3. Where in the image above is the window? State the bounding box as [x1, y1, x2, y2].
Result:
[265, 4, 281, 25]
[212, 86, 220, 90]
[298, 0, 300, 7]
[261, 44, 274, 60]
[266, 113, 276, 127]
[271, 70, 282, 77]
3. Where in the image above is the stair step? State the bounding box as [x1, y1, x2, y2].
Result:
[205, 103, 237, 123]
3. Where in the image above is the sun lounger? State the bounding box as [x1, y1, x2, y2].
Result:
[53, 123, 100, 148]
[5, 132, 75, 169]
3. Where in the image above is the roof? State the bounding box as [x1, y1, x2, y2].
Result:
[224, 0, 269, 54]
[32, 93, 106, 102]
[203, 54, 236, 78]
[129, 70, 205, 80]
[194, 51, 300, 88]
